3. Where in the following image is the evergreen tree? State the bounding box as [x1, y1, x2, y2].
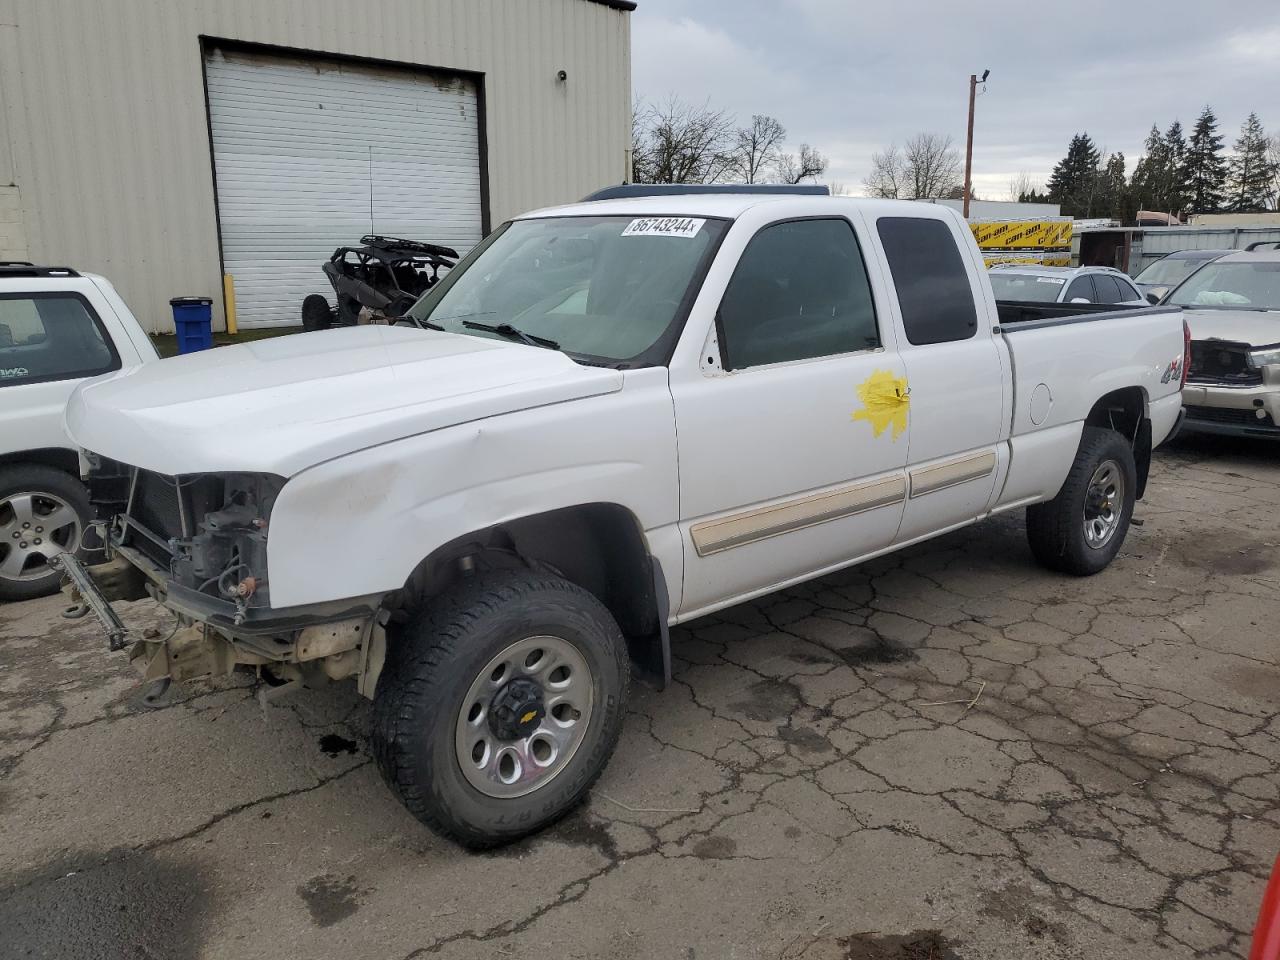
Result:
[1164, 120, 1191, 214]
[1100, 152, 1130, 221]
[1129, 125, 1166, 213]
[1183, 106, 1228, 214]
[1047, 133, 1101, 217]
[1227, 112, 1273, 212]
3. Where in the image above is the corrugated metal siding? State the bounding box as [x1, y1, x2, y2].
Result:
[0, 0, 631, 332]
[1131, 226, 1280, 275]
[205, 49, 483, 327]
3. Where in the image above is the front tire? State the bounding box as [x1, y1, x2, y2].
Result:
[1026, 426, 1137, 576]
[301, 294, 334, 331]
[0, 465, 91, 602]
[371, 570, 629, 849]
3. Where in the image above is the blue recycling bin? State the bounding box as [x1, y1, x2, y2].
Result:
[170, 296, 213, 354]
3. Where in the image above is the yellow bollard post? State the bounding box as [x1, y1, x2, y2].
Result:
[222, 274, 238, 335]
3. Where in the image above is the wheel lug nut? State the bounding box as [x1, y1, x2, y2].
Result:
[19, 541, 28, 549]
[33, 538, 42, 545]
[34, 526, 42, 533]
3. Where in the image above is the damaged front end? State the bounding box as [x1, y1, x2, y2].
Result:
[79, 455, 385, 696]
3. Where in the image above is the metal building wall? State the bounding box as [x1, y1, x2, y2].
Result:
[1130, 226, 1280, 275]
[0, 0, 632, 332]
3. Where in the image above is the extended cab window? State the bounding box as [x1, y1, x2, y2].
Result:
[0, 295, 118, 388]
[876, 217, 977, 345]
[718, 218, 878, 370]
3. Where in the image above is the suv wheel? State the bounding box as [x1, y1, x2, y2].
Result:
[371, 570, 629, 848]
[0, 465, 91, 602]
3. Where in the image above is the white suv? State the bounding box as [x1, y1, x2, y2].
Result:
[0, 264, 156, 600]
[988, 265, 1148, 306]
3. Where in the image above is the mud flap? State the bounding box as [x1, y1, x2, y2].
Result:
[625, 558, 672, 690]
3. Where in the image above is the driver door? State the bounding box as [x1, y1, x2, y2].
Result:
[669, 216, 910, 618]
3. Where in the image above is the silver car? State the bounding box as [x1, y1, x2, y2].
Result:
[1133, 249, 1234, 304]
[1172, 247, 1280, 439]
[988, 265, 1149, 307]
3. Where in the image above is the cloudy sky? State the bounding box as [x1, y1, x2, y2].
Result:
[630, 1, 1280, 198]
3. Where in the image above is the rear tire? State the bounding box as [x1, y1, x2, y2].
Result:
[1026, 426, 1137, 576]
[371, 570, 629, 849]
[0, 465, 91, 602]
[301, 294, 334, 332]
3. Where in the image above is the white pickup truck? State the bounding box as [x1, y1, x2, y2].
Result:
[65, 192, 1187, 847]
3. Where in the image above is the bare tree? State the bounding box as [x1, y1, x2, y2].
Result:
[862, 132, 961, 199]
[1007, 171, 1041, 202]
[631, 96, 734, 184]
[864, 144, 906, 198]
[776, 144, 828, 184]
[825, 180, 849, 196]
[903, 133, 961, 199]
[726, 115, 787, 184]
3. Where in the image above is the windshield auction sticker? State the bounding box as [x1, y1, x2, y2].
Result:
[1036, 277, 1066, 285]
[621, 217, 706, 239]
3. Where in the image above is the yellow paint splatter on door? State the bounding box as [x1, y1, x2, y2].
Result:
[851, 369, 909, 440]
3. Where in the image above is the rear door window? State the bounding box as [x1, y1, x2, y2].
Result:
[1115, 277, 1142, 302]
[1064, 276, 1096, 303]
[0, 295, 119, 388]
[875, 217, 978, 345]
[1091, 275, 1123, 304]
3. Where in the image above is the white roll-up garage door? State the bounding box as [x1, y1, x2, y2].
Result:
[204, 48, 484, 328]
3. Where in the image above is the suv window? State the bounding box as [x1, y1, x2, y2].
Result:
[1114, 276, 1141, 301]
[1064, 276, 1095, 303]
[876, 217, 977, 345]
[718, 218, 879, 370]
[1091, 274, 1125, 304]
[0, 294, 119, 388]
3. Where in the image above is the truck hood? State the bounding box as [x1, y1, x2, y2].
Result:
[66, 326, 623, 476]
[1182, 308, 1280, 348]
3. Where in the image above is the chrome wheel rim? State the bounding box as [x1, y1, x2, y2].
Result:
[1083, 460, 1124, 549]
[0, 491, 82, 583]
[455, 635, 594, 799]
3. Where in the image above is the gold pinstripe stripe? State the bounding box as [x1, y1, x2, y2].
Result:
[690, 475, 907, 557]
[908, 450, 997, 498]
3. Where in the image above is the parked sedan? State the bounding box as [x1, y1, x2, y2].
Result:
[1172, 247, 1280, 439]
[988, 265, 1148, 306]
[1133, 249, 1234, 303]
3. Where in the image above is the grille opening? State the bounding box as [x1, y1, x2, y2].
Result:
[1187, 341, 1262, 385]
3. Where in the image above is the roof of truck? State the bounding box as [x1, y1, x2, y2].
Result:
[518, 194, 956, 221]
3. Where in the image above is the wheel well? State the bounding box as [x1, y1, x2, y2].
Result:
[1085, 388, 1152, 499]
[0, 448, 80, 476]
[389, 504, 668, 684]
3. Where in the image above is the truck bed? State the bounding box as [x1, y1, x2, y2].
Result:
[995, 300, 1151, 326]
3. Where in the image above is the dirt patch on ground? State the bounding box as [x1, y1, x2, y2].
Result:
[0, 849, 214, 959]
[297, 873, 366, 928]
[839, 930, 959, 959]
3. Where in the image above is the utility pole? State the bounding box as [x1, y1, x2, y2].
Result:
[963, 69, 989, 219]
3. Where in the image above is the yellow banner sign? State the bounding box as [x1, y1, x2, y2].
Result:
[970, 219, 1073, 250]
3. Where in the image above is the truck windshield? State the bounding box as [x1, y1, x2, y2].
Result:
[407, 215, 728, 364]
[1167, 261, 1280, 311]
[988, 273, 1065, 303]
[1134, 256, 1213, 287]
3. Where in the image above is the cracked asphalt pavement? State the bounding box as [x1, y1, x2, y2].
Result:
[1, 434, 1278, 960]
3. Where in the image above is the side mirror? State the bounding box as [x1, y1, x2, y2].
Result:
[1070, 297, 1092, 304]
[1146, 291, 1161, 305]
